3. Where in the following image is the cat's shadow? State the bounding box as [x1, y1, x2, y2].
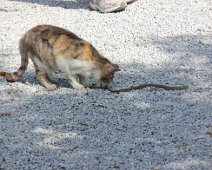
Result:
[8, 0, 89, 10]
[19, 71, 71, 89]
[19, 71, 98, 89]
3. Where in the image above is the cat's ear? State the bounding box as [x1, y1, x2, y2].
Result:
[107, 63, 120, 74]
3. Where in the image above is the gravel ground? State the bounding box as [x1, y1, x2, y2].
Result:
[0, 0, 212, 169]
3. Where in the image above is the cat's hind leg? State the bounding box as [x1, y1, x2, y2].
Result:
[36, 69, 57, 90]
[32, 58, 57, 90]
[46, 73, 58, 84]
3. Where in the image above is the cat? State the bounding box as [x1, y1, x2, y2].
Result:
[0, 25, 120, 90]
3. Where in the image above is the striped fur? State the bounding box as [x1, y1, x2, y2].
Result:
[0, 25, 119, 90]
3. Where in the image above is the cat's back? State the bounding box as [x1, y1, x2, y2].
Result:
[21, 25, 82, 44]
[19, 25, 109, 66]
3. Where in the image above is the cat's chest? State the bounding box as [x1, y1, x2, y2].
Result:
[56, 58, 97, 76]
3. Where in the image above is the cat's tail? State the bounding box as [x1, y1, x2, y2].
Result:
[0, 39, 29, 82]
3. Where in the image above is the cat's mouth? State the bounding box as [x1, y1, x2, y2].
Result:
[100, 83, 108, 88]
[98, 81, 109, 88]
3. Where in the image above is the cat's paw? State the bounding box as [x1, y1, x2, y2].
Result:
[73, 84, 87, 92]
[46, 84, 57, 91]
[72, 84, 85, 90]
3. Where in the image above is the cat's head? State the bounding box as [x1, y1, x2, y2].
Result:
[99, 63, 120, 88]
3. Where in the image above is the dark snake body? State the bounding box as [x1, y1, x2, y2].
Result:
[93, 84, 189, 93]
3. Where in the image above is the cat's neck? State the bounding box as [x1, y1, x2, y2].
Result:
[92, 47, 111, 68]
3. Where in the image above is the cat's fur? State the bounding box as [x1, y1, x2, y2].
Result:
[0, 25, 119, 90]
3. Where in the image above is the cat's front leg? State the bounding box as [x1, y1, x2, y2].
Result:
[36, 70, 57, 90]
[67, 74, 86, 91]
[78, 75, 87, 87]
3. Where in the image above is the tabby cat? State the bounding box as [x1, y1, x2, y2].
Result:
[0, 25, 119, 90]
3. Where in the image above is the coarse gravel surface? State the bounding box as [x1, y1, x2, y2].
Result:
[0, 0, 212, 169]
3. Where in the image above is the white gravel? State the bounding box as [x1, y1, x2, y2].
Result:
[0, 0, 212, 169]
